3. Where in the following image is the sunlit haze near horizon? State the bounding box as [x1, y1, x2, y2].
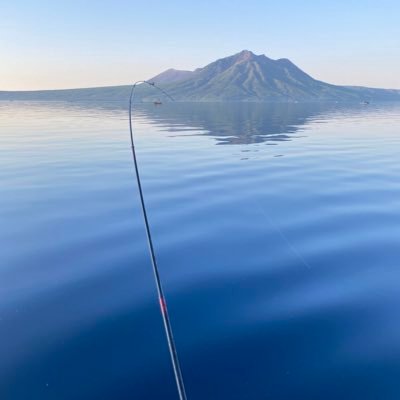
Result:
[1, 0, 400, 91]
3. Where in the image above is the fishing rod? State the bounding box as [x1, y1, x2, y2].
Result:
[128, 81, 187, 400]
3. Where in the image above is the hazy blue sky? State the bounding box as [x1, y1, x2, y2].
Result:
[1, 0, 399, 90]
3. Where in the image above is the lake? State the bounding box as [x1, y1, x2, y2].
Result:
[1, 101, 400, 399]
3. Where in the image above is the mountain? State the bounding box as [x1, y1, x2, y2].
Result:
[145, 50, 400, 102]
[1, 50, 400, 102]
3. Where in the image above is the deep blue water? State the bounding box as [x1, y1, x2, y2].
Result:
[1, 101, 400, 399]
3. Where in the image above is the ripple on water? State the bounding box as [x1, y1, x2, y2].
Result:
[1, 101, 400, 399]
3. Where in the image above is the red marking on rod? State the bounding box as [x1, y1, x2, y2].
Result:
[159, 297, 167, 314]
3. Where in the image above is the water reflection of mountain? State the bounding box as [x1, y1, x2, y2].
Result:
[44, 100, 322, 145]
[132, 102, 354, 146]
[135, 102, 400, 145]
[131, 102, 337, 145]
[10, 100, 397, 146]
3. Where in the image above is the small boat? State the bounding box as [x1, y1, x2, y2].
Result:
[361, 100, 370, 105]
[154, 100, 162, 105]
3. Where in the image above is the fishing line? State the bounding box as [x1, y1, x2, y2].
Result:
[255, 202, 312, 269]
[128, 81, 187, 400]
[129, 82, 308, 398]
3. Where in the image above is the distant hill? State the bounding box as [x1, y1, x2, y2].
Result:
[1, 50, 400, 102]
[150, 68, 194, 84]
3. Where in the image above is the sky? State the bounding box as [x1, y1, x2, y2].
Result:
[1, 0, 400, 90]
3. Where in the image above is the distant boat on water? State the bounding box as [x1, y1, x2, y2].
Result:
[153, 100, 162, 105]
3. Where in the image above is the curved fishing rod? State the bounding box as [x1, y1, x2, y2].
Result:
[128, 81, 187, 400]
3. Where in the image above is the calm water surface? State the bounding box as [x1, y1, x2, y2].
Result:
[1, 101, 400, 399]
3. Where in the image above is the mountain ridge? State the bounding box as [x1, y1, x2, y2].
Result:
[144, 50, 400, 102]
[1, 50, 400, 102]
